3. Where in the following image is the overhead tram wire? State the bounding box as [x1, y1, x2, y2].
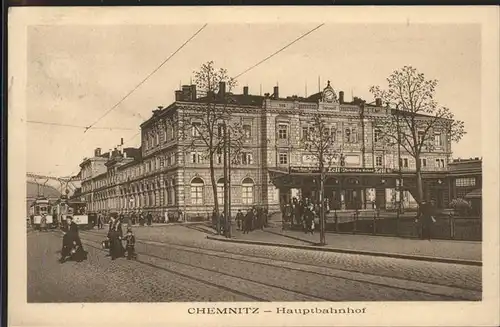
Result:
[83, 23, 208, 134]
[60, 24, 319, 179]
[55, 24, 208, 179]
[233, 23, 325, 80]
[27, 120, 137, 131]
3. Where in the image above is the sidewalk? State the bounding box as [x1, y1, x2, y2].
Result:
[207, 226, 482, 266]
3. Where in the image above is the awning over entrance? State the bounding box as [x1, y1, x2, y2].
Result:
[465, 188, 482, 199]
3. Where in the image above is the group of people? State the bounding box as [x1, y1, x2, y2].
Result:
[234, 207, 269, 234]
[58, 214, 137, 263]
[211, 207, 269, 236]
[281, 197, 321, 234]
[95, 210, 184, 229]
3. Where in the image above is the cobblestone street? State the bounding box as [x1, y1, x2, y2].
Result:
[27, 225, 482, 302]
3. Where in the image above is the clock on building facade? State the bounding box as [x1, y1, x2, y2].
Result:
[322, 80, 338, 103]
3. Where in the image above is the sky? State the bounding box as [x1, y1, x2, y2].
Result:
[26, 23, 481, 177]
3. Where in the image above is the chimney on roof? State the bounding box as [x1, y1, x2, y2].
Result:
[121, 138, 124, 146]
[339, 91, 344, 104]
[182, 85, 191, 101]
[264, 93, 270, 98]
[94, 148, 102, 157]
[243, 86, 249, 96]
[124, 152, 127, 159]
[109, 150, 112, 159]
[175, 90, 183, 101]
[375, 98, 382, 106]
[273, 86, 279, 99]
[190, 84, 197, 100]
[218, 81, 226, 98]
[475, 157, 479, 160]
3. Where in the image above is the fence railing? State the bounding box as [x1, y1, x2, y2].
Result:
[321, 211, 481, 241]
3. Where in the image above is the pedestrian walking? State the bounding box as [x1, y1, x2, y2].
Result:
[107, 215, 125, 260]
[97, 212, 104, 229]
[146, 212, 153, 226]
[124, 228, 137, 260]
[40, 213, 47, 232]
[236, 210, 244, 230]
[417, 200, 436, 240]
[243, 209, 253, 234]
[59, 216, 87, 263]
[131, 212, 137, 225]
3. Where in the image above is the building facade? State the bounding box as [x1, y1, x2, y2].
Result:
[76, 81, 479, 219]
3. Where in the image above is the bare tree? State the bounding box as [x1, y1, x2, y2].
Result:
[177, 61, 244, 223]
[370, 66, 466, 204]
[300, 114, 339, 245]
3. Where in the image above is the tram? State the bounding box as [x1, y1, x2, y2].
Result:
[29, 197, 55, 230]
[53, 197, 93, 230]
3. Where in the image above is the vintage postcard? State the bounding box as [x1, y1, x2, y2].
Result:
[7, 6, 500, 327]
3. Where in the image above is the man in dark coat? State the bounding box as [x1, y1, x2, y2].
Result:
[235, 210, 244, 230]
[146, 212, 153, 226]
[108, 216, 125, 260]
[59, 216, 87, 263]
[243, 209, 253, 234]
[417, 200, 435, 240]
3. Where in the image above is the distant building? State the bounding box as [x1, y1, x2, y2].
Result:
[76, 81, 481, 218]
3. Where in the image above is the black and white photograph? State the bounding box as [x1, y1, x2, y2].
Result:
[8, 6, 500, 327]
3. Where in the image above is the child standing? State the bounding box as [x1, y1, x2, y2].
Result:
[124, 228, 136, 260]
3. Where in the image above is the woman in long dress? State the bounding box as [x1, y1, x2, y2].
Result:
[107, 216, 125, 260]
[59, 216, 87, 263]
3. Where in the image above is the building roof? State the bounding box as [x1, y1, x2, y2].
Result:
[192, 93, 265, 107]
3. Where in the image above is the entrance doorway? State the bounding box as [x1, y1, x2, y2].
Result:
[345, 189, 359, 209]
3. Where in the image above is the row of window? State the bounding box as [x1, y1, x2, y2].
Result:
[144, 124, 176, 150]
[192, 123, 253, 140]
[279, 124, 446, 147]
[189, 151, 254, 165]
[190, 177, 255, 205]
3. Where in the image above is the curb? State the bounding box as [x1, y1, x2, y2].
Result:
[206, 235, 482, 267]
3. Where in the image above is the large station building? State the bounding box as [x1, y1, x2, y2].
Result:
[77, 81, 481, 219]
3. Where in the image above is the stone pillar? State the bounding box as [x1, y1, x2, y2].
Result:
[361, 188, 366, 209]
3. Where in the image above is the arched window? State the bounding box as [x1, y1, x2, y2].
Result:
[190, 177, 204, 205]
[217, 178, 225, 205]
[242, 178, 254, 205]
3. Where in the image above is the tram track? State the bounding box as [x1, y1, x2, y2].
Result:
[74, 232, 328, 302]
[80, 230, 480, 301]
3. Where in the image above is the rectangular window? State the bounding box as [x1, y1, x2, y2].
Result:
[420, 158, 427, 167]
[217, 124, 224, 138]
[434, 133, 443, 147]
[435, 158, 445, 168]
[279, 153, 288, 165]
[418, 131, 425, 144]
[375, 156, 383, 167]
[191, 152, 202, 164]
[302, 127, 309, 140]
[243, 124, 252, 139]
[455, 177, 476, 187]
[403, 158, 409, 168]
[278, 124, 288, 140]
[374, 129, 382, 143]
[241, 152, 253, 165]
[192, 122, 201, 137]
[217, 184, 225, 205]
[191, 186, 203, 205]
[242, 185, 254, 205]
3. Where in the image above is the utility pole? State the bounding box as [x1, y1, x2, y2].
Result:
[223, 122, 229, 238]
[228, 128, 232, 238]
[319, 163, 326, 245]
[396, 104, 403, 235]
